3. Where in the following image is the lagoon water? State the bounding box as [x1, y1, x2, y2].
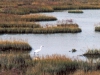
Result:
[1, 10, 100, 60]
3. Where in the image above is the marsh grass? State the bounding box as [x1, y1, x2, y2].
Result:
[0, 40, 32, 52]
[21, 14, 57, 22]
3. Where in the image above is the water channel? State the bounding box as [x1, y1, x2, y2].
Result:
[1, 10, 100, 61]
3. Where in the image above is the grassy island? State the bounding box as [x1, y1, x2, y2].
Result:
[0, 19, 82, 34]
[0, 40, 32, 52]
[33, 25, 81, 34]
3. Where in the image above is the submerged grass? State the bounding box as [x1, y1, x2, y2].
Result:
[68, 10, 83, 13]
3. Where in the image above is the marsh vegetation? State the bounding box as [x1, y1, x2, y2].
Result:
[0, 0, 100, 75]
[0, 54, 100, 75]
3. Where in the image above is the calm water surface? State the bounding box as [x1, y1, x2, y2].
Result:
[1, 10, 100, 60]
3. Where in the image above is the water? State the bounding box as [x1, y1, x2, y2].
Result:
[1, 10, 100, 61]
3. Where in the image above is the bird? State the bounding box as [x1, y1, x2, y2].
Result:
[29, 45, 44, 58]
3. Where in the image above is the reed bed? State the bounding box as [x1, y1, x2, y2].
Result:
[68, 10, 83, 13]
[0, 54, 79, 75]
[0, 40, 32, 52]
[0, 54, 100, 75]
[21, 14, 57, 22]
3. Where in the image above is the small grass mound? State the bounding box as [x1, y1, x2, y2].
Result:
[95, 27, 100, 32]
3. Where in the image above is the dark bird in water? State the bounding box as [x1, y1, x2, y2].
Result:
[69, 49, 77, 53]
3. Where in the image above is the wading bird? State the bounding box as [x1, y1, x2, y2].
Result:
[29, 45, 44, 58]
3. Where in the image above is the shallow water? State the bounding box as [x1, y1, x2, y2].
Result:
[1, 10, 100, 61]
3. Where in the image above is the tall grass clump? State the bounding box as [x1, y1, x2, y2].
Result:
[0, 40, 32, 52]
[21, 14, 57, 22]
